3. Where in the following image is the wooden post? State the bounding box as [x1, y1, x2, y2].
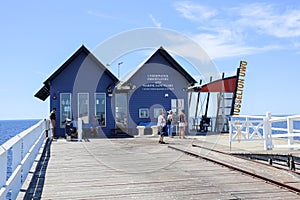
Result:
[45, 119, 50, 138]
[287, 117, 294, 150]
[245, 117, 249, 139]
[78, 118, 83, 142]
[263, 112, 272, 150]
[12, 140, 22, 173]
[0, 147, 7, 190]
[229, 120, 232, 151]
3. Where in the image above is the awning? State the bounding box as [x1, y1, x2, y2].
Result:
[34, 85, 50, 101]
[197, 76, 238, 93]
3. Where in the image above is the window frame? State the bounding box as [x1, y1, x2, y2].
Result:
[95, 93, 106, 127]
[78, 93, 89, 124]
[60, 93, 72, 128]
[154, 108, 164, 118]
[139, 108, 149, 118]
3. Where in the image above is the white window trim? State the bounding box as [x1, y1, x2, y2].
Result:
[95, 93, 106, 127]
[78, 93, 89, 124]
[139, 108, 149, 118]
[60, 93, 72, 128]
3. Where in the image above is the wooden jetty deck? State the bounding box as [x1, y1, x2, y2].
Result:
[18, 134, 300, 199]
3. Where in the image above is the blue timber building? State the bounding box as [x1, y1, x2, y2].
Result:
[35, 45, 197, 137]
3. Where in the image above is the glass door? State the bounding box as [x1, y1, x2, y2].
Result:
[95, 93, 106, 126]
[60, 93, 72, 128]
[115, 93, 128, 130]
[78, 93, 89, 124]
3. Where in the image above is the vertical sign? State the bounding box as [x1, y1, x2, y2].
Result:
[233, 61, 247, 115]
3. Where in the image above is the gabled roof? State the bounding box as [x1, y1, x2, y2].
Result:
[34, 45, 118, 101]
[117, 46, 197, 88]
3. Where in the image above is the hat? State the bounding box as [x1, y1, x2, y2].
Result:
[66, 118, 71, 122]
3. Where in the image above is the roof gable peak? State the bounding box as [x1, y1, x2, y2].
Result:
[119, 47, 197, 86]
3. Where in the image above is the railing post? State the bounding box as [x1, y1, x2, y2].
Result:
[78, 118, 82, 142]
[12, 140, 22, 173]
[245, 117, 249, 139]
[287, 117, 294, 150]
[229, 120, 233, 151]
[263, 112, 272, 150]
[229, 120, 232, 141]
[45, 119, 50, 138]
[0, 147, 7, 188]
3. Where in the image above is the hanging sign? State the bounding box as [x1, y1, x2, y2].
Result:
[233, 61, 247, 115]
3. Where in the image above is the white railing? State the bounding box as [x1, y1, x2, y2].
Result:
[0, 119, 49, 200]
[229, 112, 300, 150]
[269, 115, 300, 149]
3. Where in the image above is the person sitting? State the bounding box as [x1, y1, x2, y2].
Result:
[64, 118, 73, 139]
[200, 115, 205, 132]
[203, 117, 210, 132]
[200, 115, 210, 132]
[71, 118, 78, 138]
[90, 116, 99, 136]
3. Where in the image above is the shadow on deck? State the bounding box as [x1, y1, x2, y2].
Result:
[22, 138, 51, 199]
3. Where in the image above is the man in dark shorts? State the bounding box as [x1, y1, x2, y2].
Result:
[49, 108, 56, 139]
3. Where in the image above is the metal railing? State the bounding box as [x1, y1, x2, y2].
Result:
[229, 112, 300, 150]
[0, 119, 48, 200]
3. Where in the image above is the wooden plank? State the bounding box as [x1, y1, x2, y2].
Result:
[18, 137, 300, 199]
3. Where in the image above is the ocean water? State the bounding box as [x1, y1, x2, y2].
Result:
[0, 119, 41, 146]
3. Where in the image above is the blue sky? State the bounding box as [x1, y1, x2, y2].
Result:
[1, 0, 300, 120]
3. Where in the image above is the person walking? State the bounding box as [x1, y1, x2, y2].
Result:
[157, 110, 167, 144]
[178, 109, 187, 139]
[167, 110, 173, 137]
[49, 108, 56, 139]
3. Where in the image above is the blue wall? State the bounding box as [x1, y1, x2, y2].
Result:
[50, 50, 117, 137]
[124, 51, 190, 133]
[47, 47, 193, 137]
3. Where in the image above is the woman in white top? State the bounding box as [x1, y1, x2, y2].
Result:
[157, 110, 166, 144]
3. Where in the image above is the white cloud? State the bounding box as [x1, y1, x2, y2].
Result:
[149, 14, 162, 28]
[192, 30, 280, 59]
[174, 1, 217, 22]
[235, 3, 300, 38]
[173, 1, 300, 59]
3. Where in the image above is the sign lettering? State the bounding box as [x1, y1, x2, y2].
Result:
[233, 61, 247, 115]
[142, 74, 175, 91]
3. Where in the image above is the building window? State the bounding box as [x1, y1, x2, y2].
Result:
[60, 93, 71, 128]
[154, 108, 164, 118]
[115, 93, 127, 129]
[95, 93, 106, 126]
[139, 108, 149, 118]
[78, 93, 89, 124]
[171, 99, 184, 115]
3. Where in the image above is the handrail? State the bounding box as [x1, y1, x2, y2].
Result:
[0, 119, 48, 200]
[229, 112, 300, 150]
[230, 114, 265, 119]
